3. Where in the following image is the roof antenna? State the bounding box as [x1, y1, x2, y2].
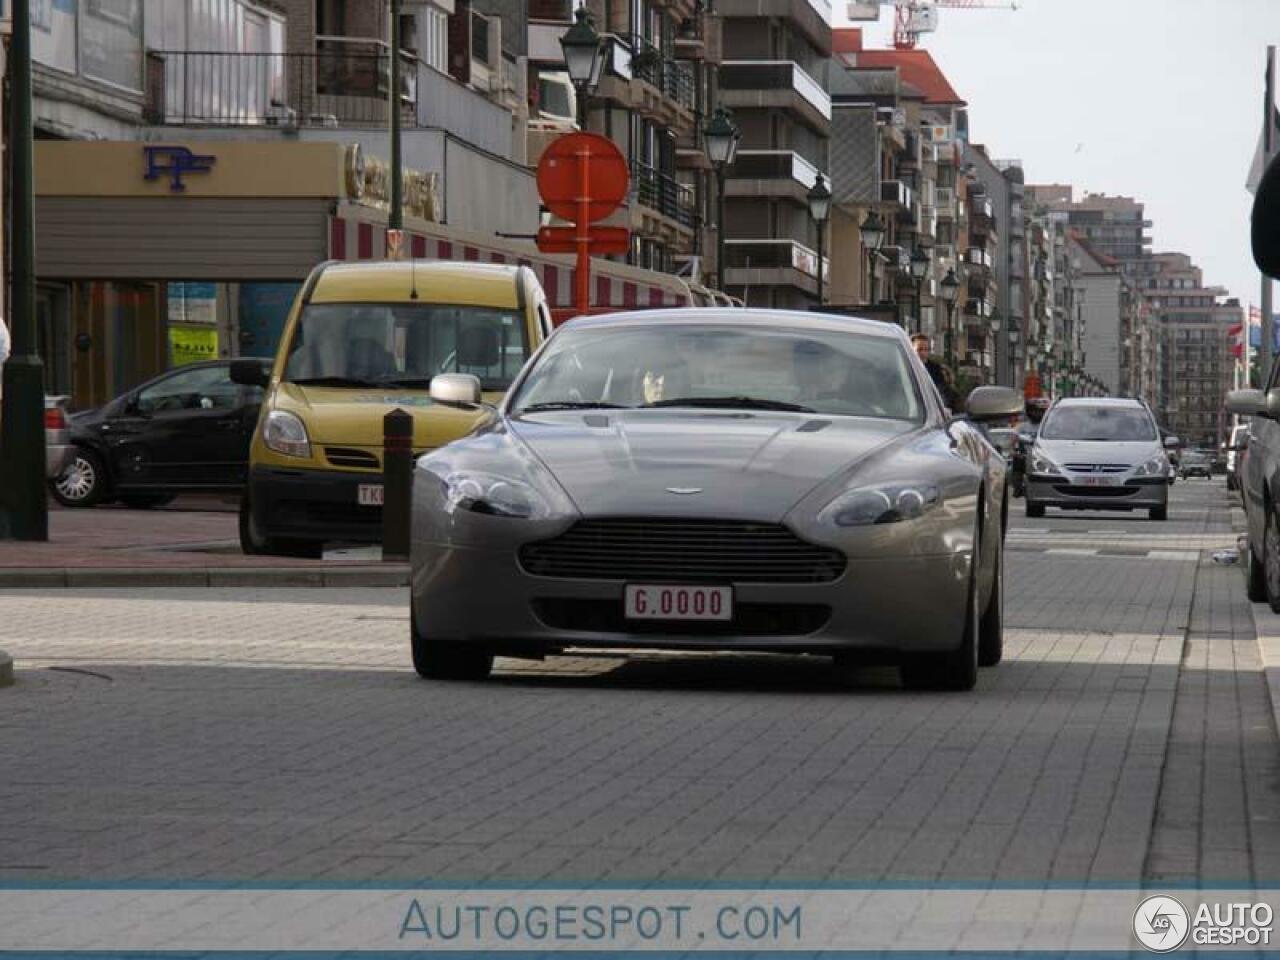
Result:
[410, 254, 419, 300]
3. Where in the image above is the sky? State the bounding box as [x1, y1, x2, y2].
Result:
[840, 0, 1280, 311]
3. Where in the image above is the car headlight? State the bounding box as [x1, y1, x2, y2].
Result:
[818, 482, 941, 527]
[438, 470, 548, 519]
[262, 410, 311, 459]
[1132, 454, 1168, 478]
[1030, 448, 1062, 476]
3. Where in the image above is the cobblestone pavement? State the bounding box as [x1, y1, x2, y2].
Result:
[1, 480, 1277, 886]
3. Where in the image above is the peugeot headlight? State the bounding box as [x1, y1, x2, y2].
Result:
[1132, 453, 1168, 478]
[262, 410, 311, 459]
[819, 482, 941, 527]
[1030, 448, 1063, 476]
[438, 470, 548, 519]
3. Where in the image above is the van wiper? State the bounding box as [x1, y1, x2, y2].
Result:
[290, 376, 380, 388]
[645, 395, 815, 413]
[519, 401, 630, 412]
[375, 377, 434, 388]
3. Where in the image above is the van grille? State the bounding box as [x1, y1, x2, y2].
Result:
[325, 447, 380, 470]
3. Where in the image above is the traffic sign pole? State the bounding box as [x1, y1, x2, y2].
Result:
[576, 141, 591, 317]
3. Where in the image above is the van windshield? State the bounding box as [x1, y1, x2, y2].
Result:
[282, 303, 528, 391]
[1039, 406, 1157, 442]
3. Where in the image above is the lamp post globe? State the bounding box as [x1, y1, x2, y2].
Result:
[859, 210, 884, 307]
[940, 267, 958, 365]
[807, 173, 831, 306]
[560, 7, 603, 125]
[909, 244, 930, 334]
[703, 106, 740, 295]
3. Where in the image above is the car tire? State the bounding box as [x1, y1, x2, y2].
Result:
[119, 494, 175, 510]
[411, 606, 493, 681]
[1025, 501, 1045, 519]
[978, 534, 1003, 668]
[1247, 530, 1268, 603]
[1149, 506, 1168, 522]
[1264, 505, 1280, 616]
[900, 525, 980, 692]
[49, 448, 108, 508]
[238, 495, 323, 559]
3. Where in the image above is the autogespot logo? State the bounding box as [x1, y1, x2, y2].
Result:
[1133, 895, 1191, 953]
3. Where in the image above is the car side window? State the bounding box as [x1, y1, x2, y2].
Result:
[136, 366, 238, 415]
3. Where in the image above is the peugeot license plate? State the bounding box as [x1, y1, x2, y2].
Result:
[357, 484, 384, 506]
[1076, 475, 1122, 487]
[624, 585, 732, 621]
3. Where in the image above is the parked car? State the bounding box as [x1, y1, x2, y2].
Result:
[1226, 423, 1249, 492]
[49, 359, 270, 508]
[1024, 397, 1173, 521]
[408, 309, 1021, 691]
[45, 395, 74, 479]
[231, 261, 553, 558]
[1178, 450, 1212, 479]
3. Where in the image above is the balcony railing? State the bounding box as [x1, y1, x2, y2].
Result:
[719, 61, 831, 121]
[634, 162, 696, 228]
[724, 238, 828, 279]
[146, 43, 417, 126]
[629, 36, 696, 110]
[730, 150, 823, 189]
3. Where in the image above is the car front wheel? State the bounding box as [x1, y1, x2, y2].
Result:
[1265, 505, 1280, 615]
[1025, 501, 1045, 519]
[238, 495, 322, 559]
[901, 525, 980, 692]
[50, 448, 107, 507]
[411, 607, 493, 681]
[1150, 506, 1168, 522]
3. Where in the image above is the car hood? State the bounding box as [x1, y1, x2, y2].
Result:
[274, 382, 496, 448]
[510, 409, 916, 521]
[1035, 438, 1161, 467]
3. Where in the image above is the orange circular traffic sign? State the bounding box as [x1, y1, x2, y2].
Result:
[537, 132, 629, 224]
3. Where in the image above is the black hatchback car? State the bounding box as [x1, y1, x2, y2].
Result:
[50, 359, 270, 508]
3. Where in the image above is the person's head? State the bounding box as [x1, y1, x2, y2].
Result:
[910, 334, 931, 362]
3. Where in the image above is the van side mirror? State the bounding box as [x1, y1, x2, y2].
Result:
[430, 373, 482, 408]
[230, 359, 270, 388]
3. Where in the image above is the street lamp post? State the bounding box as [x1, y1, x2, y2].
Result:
[0, 0, 47, 541]
[560, 7, 605, 130]
[807, 174, 832, 306]
[389, 0, 403, 234]
[703, 107, 740, 294]
[940, 267, 959, 366]
[859, 210, 885, 306]
[988, 315, 1001, 385]
[910, 245, 930, 334]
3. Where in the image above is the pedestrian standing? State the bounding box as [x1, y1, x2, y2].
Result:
[911, 333, 957, 410]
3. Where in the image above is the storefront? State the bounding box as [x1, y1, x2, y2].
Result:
[35, 139, 707, 409]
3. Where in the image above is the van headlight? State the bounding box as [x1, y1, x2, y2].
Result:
[818, 482, 941, 527]
[1030, 448, 1063, 476]
[1132, 453, 1168, 477]
[262, 410, 311, 459]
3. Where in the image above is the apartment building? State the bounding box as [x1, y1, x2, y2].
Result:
[718, 0, 832, 308]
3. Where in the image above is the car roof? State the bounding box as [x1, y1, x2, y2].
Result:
[563, 308, 913, 341]
[310, 260, 524, 308]
[1050, 397, 1147, 410]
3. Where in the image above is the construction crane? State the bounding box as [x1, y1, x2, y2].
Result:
[847, 0, 1018, 50]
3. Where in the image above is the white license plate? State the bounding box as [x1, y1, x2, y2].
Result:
[357, 484, 384, 506]
[1075, 475, 1122, 487]
[624, 585, 732, 622]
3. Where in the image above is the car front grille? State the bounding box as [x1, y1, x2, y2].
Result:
[518, 518, 846, 584]
[532, 598, 831, 636]
[325, 446, 381, 470]
[1052, 485, 1138, 498]
[1064, 463, 1129, 474]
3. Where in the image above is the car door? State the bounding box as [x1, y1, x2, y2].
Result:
[1245, 362, 1280, 550]
[111, 364, 247, 491]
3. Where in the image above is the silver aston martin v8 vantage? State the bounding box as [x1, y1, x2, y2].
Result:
[409, 309, 1022, 691]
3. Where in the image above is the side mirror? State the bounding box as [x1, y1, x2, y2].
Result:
[965, 386, 1024, 422]
[1253, 151, 1280, 278]
[230, 359, 270, 388]
[1227, 388, 1266, 416]
[430, 373, 482, 407]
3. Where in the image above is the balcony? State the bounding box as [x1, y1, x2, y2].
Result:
[716, 0, 832, 55]
[629, 37, 696, 111]
[880, 179, 914, 211]
[726, 150, 825, 202]
[966, 247, 992, 270]
[718, 61, 831, 133]
[724, 238, 829, 294]
[673, 11, 723, 64]
[633, 162, 696, 231]
[969, 195, 994, 221]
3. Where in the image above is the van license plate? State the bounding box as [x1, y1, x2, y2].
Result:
[624, 585, 732, 621]
[357, 484, 384, 506]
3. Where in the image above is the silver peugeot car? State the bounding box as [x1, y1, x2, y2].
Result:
[409, 309, 1022, 691]
[1024, 397, 1172, 521]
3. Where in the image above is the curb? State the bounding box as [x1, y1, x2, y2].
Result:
[0, 565, 410, 589]
[0, 649, 11, 687]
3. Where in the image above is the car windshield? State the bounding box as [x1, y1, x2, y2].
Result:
[282, 303, 528, 391]
[1039, 406, 1157, 442]
[510, 323, 924, 421]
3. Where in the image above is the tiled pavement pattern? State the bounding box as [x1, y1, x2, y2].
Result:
[0, 481, 1277, 886]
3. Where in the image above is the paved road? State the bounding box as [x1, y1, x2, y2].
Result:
[2, 479, 1277, 885]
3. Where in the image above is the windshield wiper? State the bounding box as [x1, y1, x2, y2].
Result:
[644, 395, 815, 413]
[290, 376, 380, 388]
[518, 401, 631, 412]
[375, 376, 434, 388]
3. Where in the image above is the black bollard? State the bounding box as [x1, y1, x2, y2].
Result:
[382, 408, 413, 561]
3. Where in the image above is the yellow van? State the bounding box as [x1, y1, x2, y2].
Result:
[230, 259, 553, 557]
